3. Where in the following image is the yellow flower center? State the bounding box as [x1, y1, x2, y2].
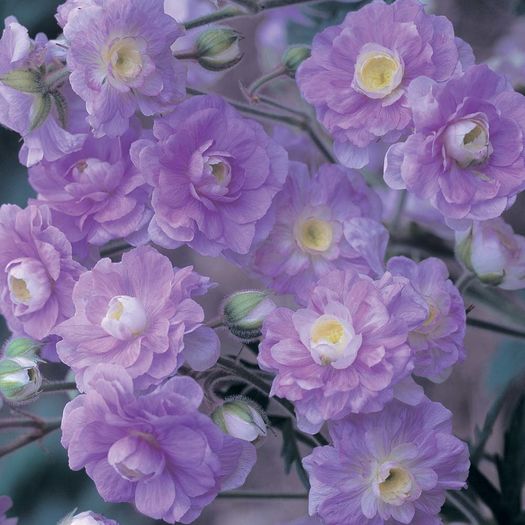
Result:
[9, 277, 31, 303]
[311, 319, 345, 346]
[109, 38, 143, 82]
[212, 162, 229, 184]
[379, 467, 413, 504]
[297, 218, 333, 253]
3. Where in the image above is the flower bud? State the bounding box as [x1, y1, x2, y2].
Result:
[4, 337, 41, 359]
[0, 356, 42, 402]
[58, 510, 117, 525]
[282, 45, 311, 78]
[196, 27, 243, 71]
[455, 218, 525, 289]
[0, 69, 42, 93]
[222, 290, 276, 341]
[212, 397, 267, 443]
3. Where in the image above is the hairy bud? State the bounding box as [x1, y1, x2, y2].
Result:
[4, 337, 42, 359]
[212, 397, 267, 443]
[196, 27, 243, 71]
[222, 290, 276, 341]
[0, 356, 42, 402]
[282, 45, 311, 78]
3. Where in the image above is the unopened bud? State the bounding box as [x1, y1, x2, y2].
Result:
[0, 69, 42, 93]
[212, 397, 267, 443]
[196, 27, 243, 71]
[58, 510, 118, 525]
[222, 290, 276, 341]
[4, 337, 42, 359]
[0, 356, 42, 402]
[282, 45, 311, 78]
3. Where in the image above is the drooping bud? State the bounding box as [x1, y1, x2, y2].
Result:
[455, 218, 525, 289]
[212, 397, 267, 443]
[0, 69, 42, 93]
[4, 337, 42, 359]
[196, 27, 243, 71]
[0, 356, 42, 402]
[282, 45, 311, 78]
[222, 290, 276, 341]
[58, 510, 118, 525]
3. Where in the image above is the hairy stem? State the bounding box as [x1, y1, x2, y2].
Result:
[40, 381, 77, 393]
[467, 318, 525, 340]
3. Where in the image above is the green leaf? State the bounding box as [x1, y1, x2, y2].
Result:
[29, 93, 52, 131]
[50, 90, 68, 129]
[0, 69, 41, 93]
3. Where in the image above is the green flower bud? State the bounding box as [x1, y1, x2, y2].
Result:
[212, 397, 267, 443]
[196, 28, 243, 71]
[0, 356, 42, 403]
[4, 337, 42, 359]
[222, 290, 276, 341]
[282, 45, 311, 78]
[0, 69, 42, 93]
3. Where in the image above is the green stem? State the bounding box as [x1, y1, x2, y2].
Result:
[187, 87, 335, 163]
[40, 381, 77, 393]
[467, 318, 525, 340]
[219, 491, 307, 499]
[0, 419, 61, 458]
[457, 272, 476, 294]
[216, 356, 328, 446]
[247, 67, 287, 98]
[255, 94, 310, 118]
[174, 50, 198, 60]
[445, 492, 484, 525]
[390, 190, 407, 236]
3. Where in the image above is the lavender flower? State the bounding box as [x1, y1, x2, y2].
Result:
[456, 218, 525, 289]
[304, 399, 469, 525]
[29, 121, 152, 257]
[387, 257, 466, 381]
[0, 17, 88, 167]
[297, 0, 472, 168]
[0, 497, 16, 525]
[131, 95, 288, 256]
[55, 246, 219, 390]
[0, 204, 83, 341]
[63, 0, 186, 137]
[385, 65, 525, 225]
[252, 162, 388, 304]
[258, 269, 427, 433]
[61, 365, 256, 524]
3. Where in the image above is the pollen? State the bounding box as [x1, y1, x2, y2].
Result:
[9, 277, 31, 303]
[311, 319, 345, 345]
[359, 55, 400, 92]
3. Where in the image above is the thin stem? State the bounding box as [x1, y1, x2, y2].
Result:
[216, 356, 328, 446]
[100, 241, 132, 259]
[218, 491, 307, 499]
[247, 67, 287, 98]
[255, 94, 309, 118]
[390, 190, 407, 235]
[0, 419, 61, 458]
[187, 87, 335, 163]
[174, 50, 198, 60]
[0, 417, 46, 430]
[467, 318, 525, 340]
[228, 0, 260, 11]
[40, 381, 77, 393]
[446, 492, 483, 525]
[456, 271, 476, 294]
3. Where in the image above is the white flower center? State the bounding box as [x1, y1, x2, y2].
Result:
[354, 44, 404, 99]
[444, 118, 492, 168]
[101, 295, 147, 340]
[309, 315, 362, 369]
[108, 38, 143, 82]
[378, 467, 414, 505]
[6, 258, 52, 310]
[295, 218, 333, 253]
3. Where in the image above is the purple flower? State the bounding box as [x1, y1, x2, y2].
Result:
[456, 218, 525, 289]
[131, 95, 288, 256]
[258, 269, 427, 433]
[0, 17, 88, 167]
[303, 399, 469, 525]
[0, 497, 16, 525]
[29, 121, 152, 257]
[252, 162, 388, 304]
[56, 246, 219, 390]
[63, 0, 186, 137]
[61, 365, 256, 524]
[297, 0, 472, 168]
[0, 204, 83, 341]
[59, 510, 117, 525]
[385, 65, 525, 225]
[387, 257, 466, 381]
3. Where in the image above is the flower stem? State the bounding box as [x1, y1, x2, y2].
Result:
[0, 418, 61, 458]
[456, 272, 476, 294]
[467, 318, 525, 340]
[40, 381, 77, 393]
[390, 190, 407, 235]
[445, 492, 484, 525]
[187, 86, 335, 163]
[174, 50, 198, 60]
[247, 67, 287, 98]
